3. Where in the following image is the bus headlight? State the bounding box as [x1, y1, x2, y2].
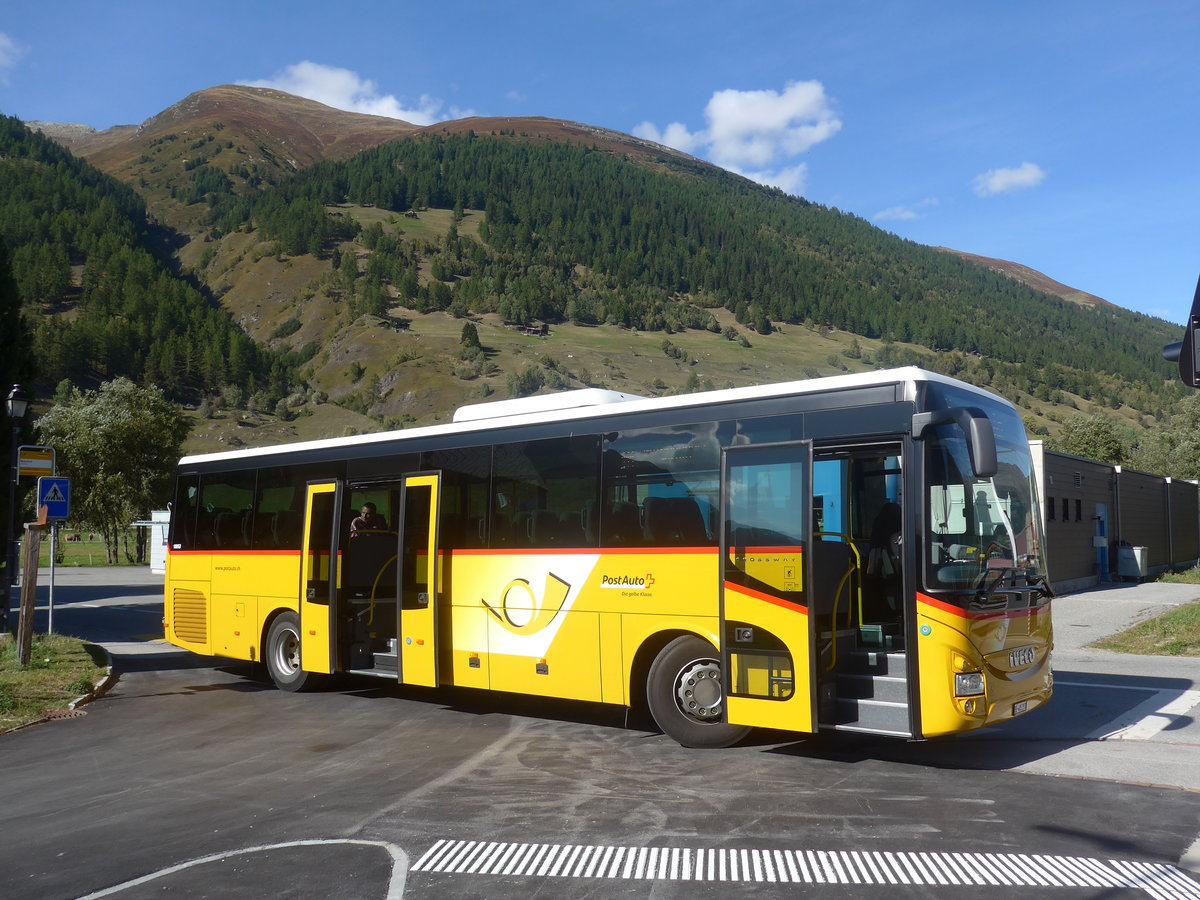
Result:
[955, 672, 985, 696]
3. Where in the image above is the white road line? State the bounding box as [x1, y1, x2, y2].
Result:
[410, 839, 1200, 897]
[77, 839, 409, 900]
[1095, 689, 1200, 741]
[1055, 680, 1200, 742]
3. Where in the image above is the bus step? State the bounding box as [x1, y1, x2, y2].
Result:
[373, 651, 398, 672]
[841, 649, 906, 677]
[836, 672, 908, 704]
[830, 697, 910, 734]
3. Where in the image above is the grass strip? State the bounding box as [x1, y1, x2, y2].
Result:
[1092, 600, 1200, 656]
[0, 634, 109, 732]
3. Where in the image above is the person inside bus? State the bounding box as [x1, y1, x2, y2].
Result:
[350, 502, 389, 536]
[865, 502, 903, 618]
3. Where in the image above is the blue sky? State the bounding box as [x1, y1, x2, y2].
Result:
[1, 0, 1197, 323]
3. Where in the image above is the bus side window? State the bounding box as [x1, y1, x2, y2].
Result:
[196, 471, 256, 550]
[171, 473, 200, 550]
[424, 446, 491, 549]
[491, 436, 599, 549]
[253, 467, 306, 550]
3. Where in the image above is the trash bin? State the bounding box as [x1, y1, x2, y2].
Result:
[1117, 545, 1148, 581]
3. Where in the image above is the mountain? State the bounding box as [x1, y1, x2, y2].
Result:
[936, 248, 1115, 310]
[32, 85, 421, 234]
[10, 86, 1187, 456]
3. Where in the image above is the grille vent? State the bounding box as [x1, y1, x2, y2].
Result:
[172, 588, 208, 643]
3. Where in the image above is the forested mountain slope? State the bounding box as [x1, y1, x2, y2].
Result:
[0, 114, 292, 401]
[213, 132, 1180, 405]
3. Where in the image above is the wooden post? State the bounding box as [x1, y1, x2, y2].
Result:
[16, 521, 45, 666]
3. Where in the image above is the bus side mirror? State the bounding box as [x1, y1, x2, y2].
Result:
[1165, 274, 1200, 388]
[912, 407, 998, 479]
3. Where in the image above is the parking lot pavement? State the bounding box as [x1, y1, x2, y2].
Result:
[3, 567, 1200, 898]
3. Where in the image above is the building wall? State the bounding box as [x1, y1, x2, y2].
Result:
[1117, 468, 1171, 570]
[1033, 444, 1117, 590]
[1168, 479, 1200, 568]
[1028, 443, 1199, 591]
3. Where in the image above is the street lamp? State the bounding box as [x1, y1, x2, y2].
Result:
[3, 384, 30, 632]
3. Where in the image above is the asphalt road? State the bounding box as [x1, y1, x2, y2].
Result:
[0, 568, 1197, 899]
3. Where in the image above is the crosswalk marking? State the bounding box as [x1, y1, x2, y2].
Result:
[411, 839, 1200, 898]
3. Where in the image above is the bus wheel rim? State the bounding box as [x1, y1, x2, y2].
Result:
[275, 627, 300, 673]
[673, 658, 723, 722]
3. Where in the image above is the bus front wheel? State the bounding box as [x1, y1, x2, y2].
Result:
[265, 612, 319, 692]
[646, 636, 750, 748]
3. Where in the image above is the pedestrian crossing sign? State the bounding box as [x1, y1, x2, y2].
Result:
[37, 476, 71, 521]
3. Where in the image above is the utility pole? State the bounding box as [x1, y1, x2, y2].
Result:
[3, 384, 30, 632]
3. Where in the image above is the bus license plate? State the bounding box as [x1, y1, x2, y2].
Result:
[1013, 700, 1028, 716]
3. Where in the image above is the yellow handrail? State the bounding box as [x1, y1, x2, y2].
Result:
[367, 555, 398, 626]
[813, 532, 863, 672]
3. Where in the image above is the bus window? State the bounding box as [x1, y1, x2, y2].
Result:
[252, 467, 306, 550]
[602, 422, 732, 547]
[491, 435, 599, 548]
[424, 446, 490, 548]
[195, 471, 256, 550]
[170, 473, 200, 550]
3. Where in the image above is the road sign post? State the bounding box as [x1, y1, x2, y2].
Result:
[35, 477, 70, 637]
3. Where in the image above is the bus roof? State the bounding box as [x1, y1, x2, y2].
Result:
[179, 366, 1011, 466]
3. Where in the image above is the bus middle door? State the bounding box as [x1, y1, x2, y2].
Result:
[300, 480, 339, 675]
[397, 472, 441, 688]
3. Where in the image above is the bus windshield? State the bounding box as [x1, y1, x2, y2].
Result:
[924, 411, 1046, 593]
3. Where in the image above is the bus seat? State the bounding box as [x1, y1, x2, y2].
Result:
[559, 511, 585, 546]
[582, 499, 599, 544]
[643, 496, 708, 546]
[252, 511, 275, 548]
[271, 510, 299, 547]
[345, 531, 397, 594]
[440, 513, 465, 546]
[213, 511, 244, 548]
[811, 539, 857, 625]
[603, 501, 642, 546]
[490, 515, 515, 547]
[528, 509, 560, 546]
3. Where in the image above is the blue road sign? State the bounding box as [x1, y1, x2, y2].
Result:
[37, 476, 71, 520]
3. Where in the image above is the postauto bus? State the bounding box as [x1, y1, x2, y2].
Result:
[164, 367, 1052, 747]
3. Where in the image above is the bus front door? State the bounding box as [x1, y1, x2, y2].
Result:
[300, 481, 339, 674]
[720, 443, 816, 733]
[397, 472, 441, 687]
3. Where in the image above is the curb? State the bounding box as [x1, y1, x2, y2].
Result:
[69, 643, 117, 711]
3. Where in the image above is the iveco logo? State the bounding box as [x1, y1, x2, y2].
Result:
[1009, 646, 1036, 668]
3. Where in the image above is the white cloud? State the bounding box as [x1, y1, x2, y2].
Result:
[873, 198, 940, 222]
[634, 80, 841, 196]
[972, 162, 1046, 197]
[0, 32, 25, 84]
[241, 61, 472, 125]
[632, 120, 703, 155]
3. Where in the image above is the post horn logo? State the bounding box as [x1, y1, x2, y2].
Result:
[482, 573, 571, 636]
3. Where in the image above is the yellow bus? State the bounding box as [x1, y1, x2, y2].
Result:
[164, 367, 1052, 747]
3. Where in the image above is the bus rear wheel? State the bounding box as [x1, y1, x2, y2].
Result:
[646, 635, 750, 748]
[265, 612, 319, 692]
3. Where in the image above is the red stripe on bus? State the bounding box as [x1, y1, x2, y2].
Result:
[168, 549, 302, 556]
[448, 546, 720, 556]
[723, 580, 808, 614]
[917, 591, 1045, 621]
